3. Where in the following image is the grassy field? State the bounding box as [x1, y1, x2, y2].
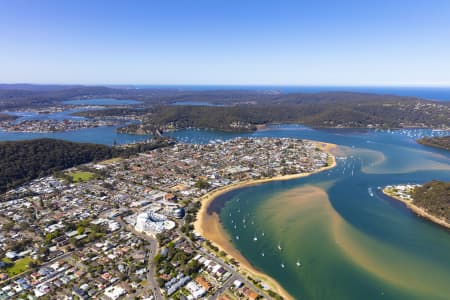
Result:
[2, 256, 33, 277]
[68, 171, 96, 183]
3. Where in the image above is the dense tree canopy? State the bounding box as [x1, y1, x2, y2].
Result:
[119, 99, 449, 134]
[413, 181, 450, 223]
[1, 84, 448, 130]
[0, 138, 174, 193]
[0, 139, 113, 193]
[417, 136, 450, 151]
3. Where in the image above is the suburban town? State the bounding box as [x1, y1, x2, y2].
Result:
[1, 2, 450, 300]
[0, 119, 118, 133]
[383, 184, 421, 202]
[0, 137, 331, 299]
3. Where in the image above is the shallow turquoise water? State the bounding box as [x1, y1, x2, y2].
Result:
[171, 126, 450, 300]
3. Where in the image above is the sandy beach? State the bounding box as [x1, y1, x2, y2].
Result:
[194, 141, 337, 300]
[382, 189, 450, 230]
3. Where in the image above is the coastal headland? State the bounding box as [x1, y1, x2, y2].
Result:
[194, 141, 337, 300]
[382, 187, 450, 230]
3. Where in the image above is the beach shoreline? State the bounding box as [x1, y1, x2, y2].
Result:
[382, 189, 450, 230]
[194, 141, 337, 300]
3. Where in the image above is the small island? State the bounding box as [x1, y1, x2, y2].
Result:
[383, 181, 450, 229]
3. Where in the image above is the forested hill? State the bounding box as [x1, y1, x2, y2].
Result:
[413, 181, 450, 223]
[0, 138, 174, 193]
[116, 100, 449, 134]
[1, 85, 449, 130]
[0, 139, 113, 193]
[417, 136, 450, 151]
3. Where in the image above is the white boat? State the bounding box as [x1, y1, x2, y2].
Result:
[281, 263, 285, 268]
[368, 187, 374, 197]
[253, 236, 258, 241]
[278, 244, 282, 251]
[236, 236, 239, 240]
[296, 260, 301, 267]
[261, 252, 265, 257]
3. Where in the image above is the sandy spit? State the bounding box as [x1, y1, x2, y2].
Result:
[194, 141, 337, 300]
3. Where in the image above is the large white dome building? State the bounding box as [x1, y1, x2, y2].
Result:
[135, 211, 175, 236]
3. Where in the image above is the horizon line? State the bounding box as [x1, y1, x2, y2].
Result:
[1, 82, 450, 88]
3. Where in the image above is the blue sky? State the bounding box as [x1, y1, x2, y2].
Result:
[1, 0, 450, 86]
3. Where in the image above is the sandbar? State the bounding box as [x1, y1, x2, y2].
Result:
[194, 141, 337, 300]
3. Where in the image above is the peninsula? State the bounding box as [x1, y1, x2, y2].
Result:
[383, 181, 450, 230]
[0, 137, 333, 299]
[1, 84, 449, 132]
[0, 119, 118, 133]
[417, 135, 450, 151]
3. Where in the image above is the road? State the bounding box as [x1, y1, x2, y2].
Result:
[210, 274, 237, 299]
[177, 229, 272, 299]
[116, 214, 271, 300]
[116, 216, 163, 300]
[198, 247, 271, 300]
